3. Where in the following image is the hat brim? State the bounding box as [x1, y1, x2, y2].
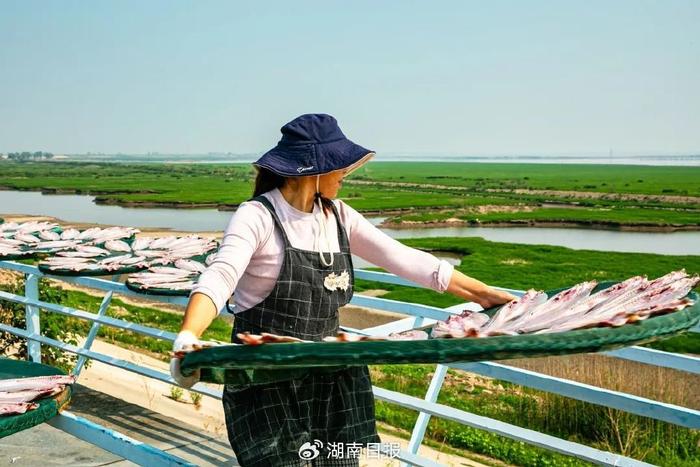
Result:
[333, 152, 374, 176]
[253, 138, 374, 177]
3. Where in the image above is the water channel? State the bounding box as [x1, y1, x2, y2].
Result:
[1, 190, 699, 257]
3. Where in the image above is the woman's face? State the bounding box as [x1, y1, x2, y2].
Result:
[316, 170, 346, 199]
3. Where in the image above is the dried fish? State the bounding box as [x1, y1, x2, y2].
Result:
[39, 230, 60, 241]
[0, 375, 75, 393]
[149, 236, 178, 250]
[0, 246, 24, 256]
[120, 255, 146, 265]
[56, 250, 105, 258]
[60, 228, 80, 240]
[33, 240, 79, 251]
[0, 238, 23, 247]
[0, 402, 38, 415]
[431, 311, 491, 338]
[16, 221, 58, 234]
[148, 266, 191, 275]
[105, 240, 132, 253]
[237, 332, 311, 345]
[77, 227, 102, 240]
[133, 249, 169, 258]
[388, 330, 430, 341]
[76, 245, 110, 256]
[97, 254, 133, 266]
[0, 222, 20, 232]
[131, 237, 153, 251]
[174, 259, 206, 273]
[322, 332, 387, 343]
[15, 234, 40, 244]
[0, 387, 63, 403]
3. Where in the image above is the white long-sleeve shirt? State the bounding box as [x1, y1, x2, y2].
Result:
[190, 188, 454, 313]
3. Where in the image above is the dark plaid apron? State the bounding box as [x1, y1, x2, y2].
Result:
[223, 196, 380, 467]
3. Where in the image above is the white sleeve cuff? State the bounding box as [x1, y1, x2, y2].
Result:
[434, 260, 454, 293]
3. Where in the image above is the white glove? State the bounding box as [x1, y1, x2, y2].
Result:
[169, 330, 201, 389]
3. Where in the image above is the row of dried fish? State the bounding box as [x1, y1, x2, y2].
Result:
[221, 270, 697, 347]
[0, 221, 64, 258]
[431, 270, 698, 338]
[0, 375, 75, 416]
[40, 253, 150, 272]
[38, 236, 217, 274]
[0, 223, 139, 259]
[126, 256, 215, 291]
[228, 329, 429, 347]
[0, 221, 59, 235]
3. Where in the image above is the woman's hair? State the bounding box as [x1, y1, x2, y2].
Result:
[253, 167, 285, 197]
[252, 167, 334, 216]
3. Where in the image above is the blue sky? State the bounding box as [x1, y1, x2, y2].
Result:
[1, 1, 698, 156]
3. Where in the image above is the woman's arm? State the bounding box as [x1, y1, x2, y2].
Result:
[338, 201, 515, 307]
[179, 201, 271, 333]
[446, 269, 517, 308]
[180, 292, 218, 337]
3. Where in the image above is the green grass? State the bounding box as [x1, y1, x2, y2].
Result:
[352, 162, 700, 197]
[36, 285, 232, 357]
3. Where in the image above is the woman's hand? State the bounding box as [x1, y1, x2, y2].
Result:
[169, 330, 201, 388]
[477, 288, 518, 309]
[170, 293, 218, 388]
[446, 270, 517, 309]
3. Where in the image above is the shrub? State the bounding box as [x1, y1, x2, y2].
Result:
[0, 275, 82, 373]
[189, 390, 203, 409]
[170, 385, 184, 401]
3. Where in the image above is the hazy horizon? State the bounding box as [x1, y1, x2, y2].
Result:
[5, 151, 699, 167]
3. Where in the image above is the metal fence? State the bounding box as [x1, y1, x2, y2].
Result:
[1, 260, 698, 466]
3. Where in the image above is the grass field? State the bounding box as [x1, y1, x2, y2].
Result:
[1, 161, 699, 229]
[352, 162, 700, 197]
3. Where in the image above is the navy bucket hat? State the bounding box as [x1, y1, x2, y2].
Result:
[253, 114, 374, 177]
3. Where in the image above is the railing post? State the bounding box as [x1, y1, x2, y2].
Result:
[25, 272, 41, 363]
[402, 364, 448, 467]
[73, 290, 113, 377]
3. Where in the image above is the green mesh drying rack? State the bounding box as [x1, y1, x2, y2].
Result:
[181, 282, 700, 386]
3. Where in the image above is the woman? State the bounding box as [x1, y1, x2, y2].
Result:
[170, 114, 516, 466]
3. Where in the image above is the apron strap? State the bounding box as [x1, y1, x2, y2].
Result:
[250, 195, 292, 247]
[328, 201, 351, 253]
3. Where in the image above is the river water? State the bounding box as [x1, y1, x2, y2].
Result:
[1, 190, 699, 256]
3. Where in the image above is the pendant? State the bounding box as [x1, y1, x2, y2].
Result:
[324, 270, 350, 292]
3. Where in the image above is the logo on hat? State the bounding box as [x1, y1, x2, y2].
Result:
[297, 165, 314, 173]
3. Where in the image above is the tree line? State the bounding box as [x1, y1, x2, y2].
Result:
[4, 151, 54, 160]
